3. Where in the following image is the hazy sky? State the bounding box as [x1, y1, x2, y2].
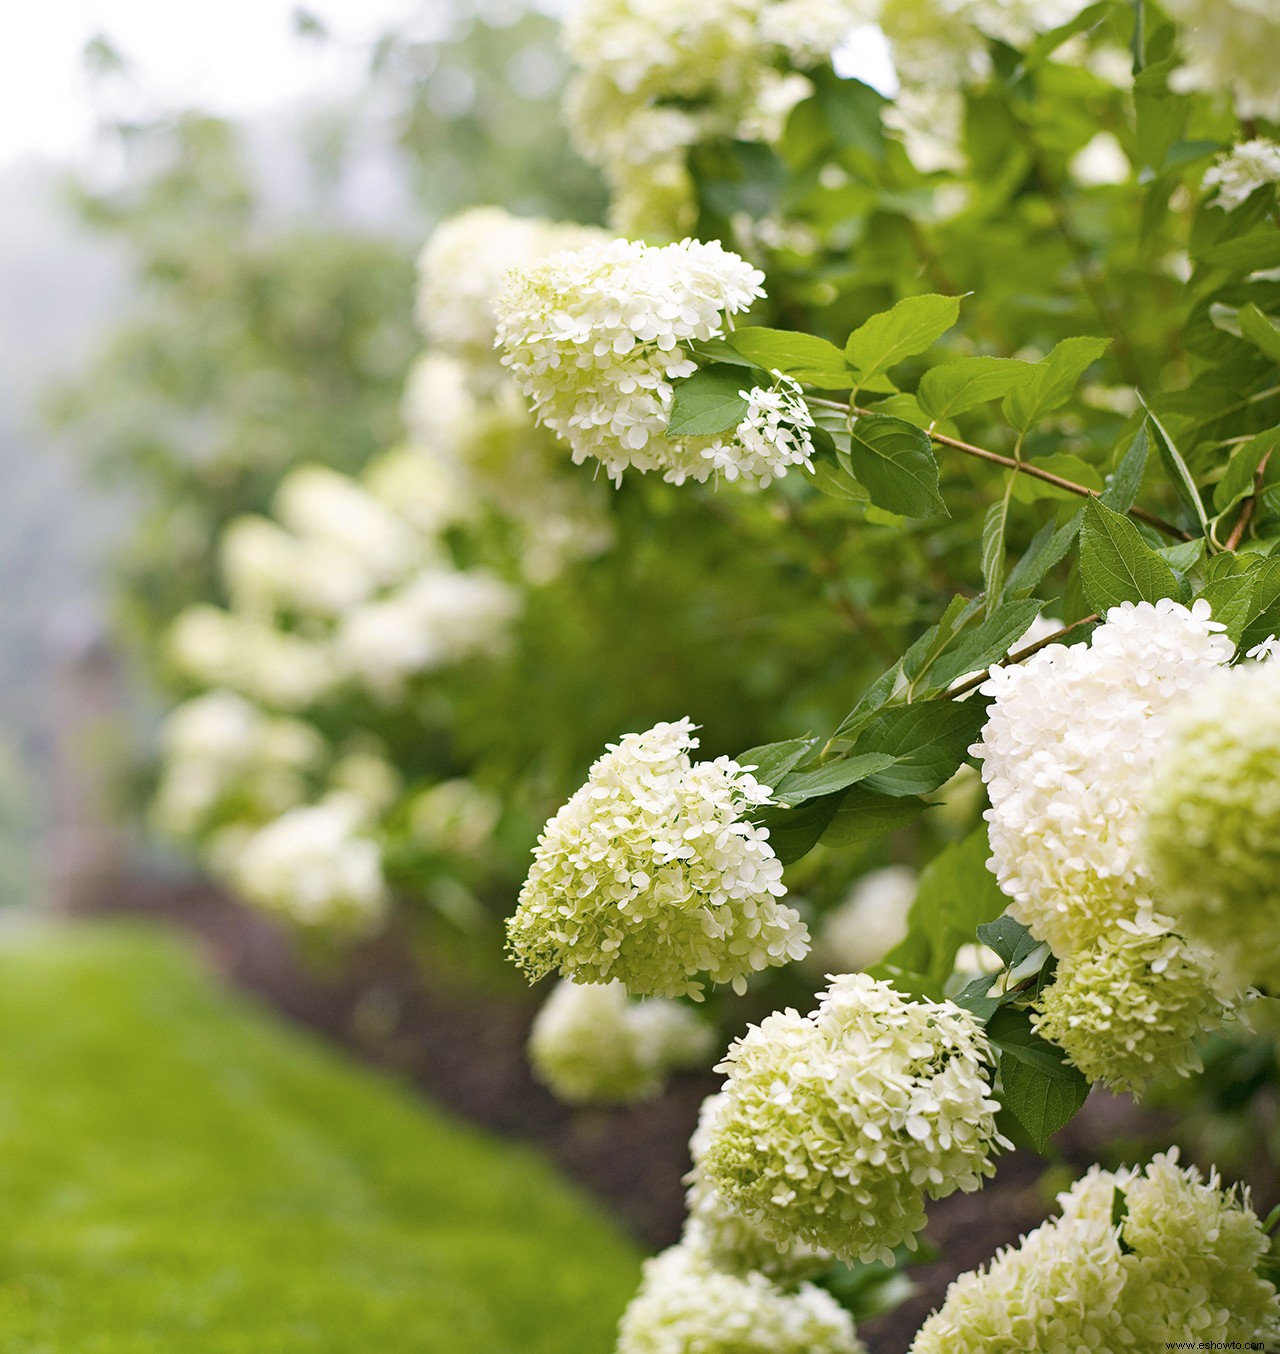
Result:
[0, 0, 433, 168]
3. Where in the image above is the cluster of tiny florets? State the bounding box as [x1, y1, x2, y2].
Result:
[1163, 0, 1280, 123]
[1033, 920, 1233, 1092]
[495, 237, 769, 485]
[974, 599, 1237, 1090]
[682, 1092, 834, 1282]
[563, 0, 863, 235]
[527, 979, 714, 1104]
[1204, 138, 1280, 211]
[704, 374, 818, 486]
[507, 718, 807, 999]
[702, 973, 1006, 1265]
[415, 207, 608, 380]
[910, 1150, 1280, 1351]
[1144, 660, 1280, 993]
[228, 797, 387, 931]
[616, 1241, 863, 1354]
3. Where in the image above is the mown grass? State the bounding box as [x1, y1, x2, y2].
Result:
[0, 918, 640, 1352]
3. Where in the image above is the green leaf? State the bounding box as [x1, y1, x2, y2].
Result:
[929, 599, 1045, 689]
[666, 364, 751, 436]
[1009, 453, 1102, 506]
[755, 794, 842, 866]
[846, 414, 948, 519]
[1140, 401, 1209, 532]
[1002, 336, 1110, 433]
[809, 459, 870, 503]
[977, 915, 1042, 972]
[772, 752, 897, 807]
[917, 356, 1035, 421]
[882, 829, 1008, 987]
[845, 295, 962, 394]
[855, 698, 988, 797]
[820, 786, 930, 846]
[1101, 423, 1149, 514]
[1003, 512, 1083, 600]
[1079, 498, 1181, 612]
[987, 1007, 1090, 1151]
[726, 327, 851, 386]
[1238, 304, 1280, 366]
[1212, 429, 1280, 515]
[1232, 557, 1280, 654]
[687, 337, 759, 368]
[1199, 564, 1260, 644]
[736, 738, 816, 790]
[981, 496, 1011, 605]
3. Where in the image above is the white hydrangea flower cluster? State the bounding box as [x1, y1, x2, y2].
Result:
[229, 796, 388, 931]
[1144, 660, 1280, 993]
[683, 1092, 834, 1282]
[704, 375, 817, 486]
[506, 717, 808, 999]
[1163, 0, 1280, 124]
[563, 0, 864, 235]
[496, 237, 794, 486]
[910, 1150, 1280, 1351]
[334, 568, 521, 703]
[702, 973, 1006, 1265]
[616, 1241, 863, 1354]
[416, 207, 608, 381]
[816, 865, 916, 973]
[974, 600, 1237, 1089]
[1204, 139, 1280, 212]
[150, 690, 326, 841]
[528, 979, 714, 1104]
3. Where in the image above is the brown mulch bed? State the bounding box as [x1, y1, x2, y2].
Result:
[78, 870, 1179, 1354]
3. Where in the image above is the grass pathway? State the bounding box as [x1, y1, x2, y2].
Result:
[0, 919, 640, 1352]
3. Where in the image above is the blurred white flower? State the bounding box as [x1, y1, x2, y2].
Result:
[1204, 139, 1280, 211]
[817, 865, 916, 972]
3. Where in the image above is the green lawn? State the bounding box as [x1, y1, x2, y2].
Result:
[0, 918, 640, 1352]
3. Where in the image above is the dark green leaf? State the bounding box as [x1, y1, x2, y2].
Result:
[1140, 402, 1209, 532]
[846, 414, 948, 518]
[987, 1006, 1091, 1151]
[820, 786, 929, 846]
[856, 698, 988, 797]
[727, 327, 851, 386]
[755, 794, 842, 866]
[917, 356, 1035, 421]
[772, 752, 897, 807]
[845, 295, 962, 393]
[1233, 557, 1280, 654]
[666, 364, 751, 436]
[976, 915, 1042, 971]
[1101, 423, 1149, 514]
[1212, 429, 1280, 514]
[1079, 498, 1181, 612]
[1002, 336, 1110, 433]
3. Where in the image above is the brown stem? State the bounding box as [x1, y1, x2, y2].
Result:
[1224, 451, 1272, 551]
[807, 396, 1194, 542]
[946, 613, 1100, 699]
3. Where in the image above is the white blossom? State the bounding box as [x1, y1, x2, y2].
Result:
[1163, 0, 1280, 123]
[528, 980, 713, 1103]
[496, 237, 769, 484]
[507, 718, 807, 999]
[1204, 139, 1280, 212]
[702, 973, 1006, 1265]
[617, 1241, 864, 1354]
[816, 865, 916, 972]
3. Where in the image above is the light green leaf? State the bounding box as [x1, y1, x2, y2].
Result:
[1238, 304, 1280, 365]
[666, 364, 751, 436]
[1079, 498, 1181, 612]
[1100, 423, 1149, 514]
[726, 327, 852, 386]
[1009, 453, 1102, 505]
[1003, 512, 1083, 600]
[929, 599, 1045, 689]
[845, 294, 962, 393]
[981, 496, 1010, 604]
[736, 738, 816, 790]
[1140, 401, 1209, 532]
[1002, 336, 1110, 433]
[1212, 429, 1280, 515]
[917, 356, 1035, 421]
[846, 414, 948, 518]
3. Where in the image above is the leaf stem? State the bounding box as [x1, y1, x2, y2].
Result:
[805, 395, 1193, 542]
[1224, 450, 1272, 551]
